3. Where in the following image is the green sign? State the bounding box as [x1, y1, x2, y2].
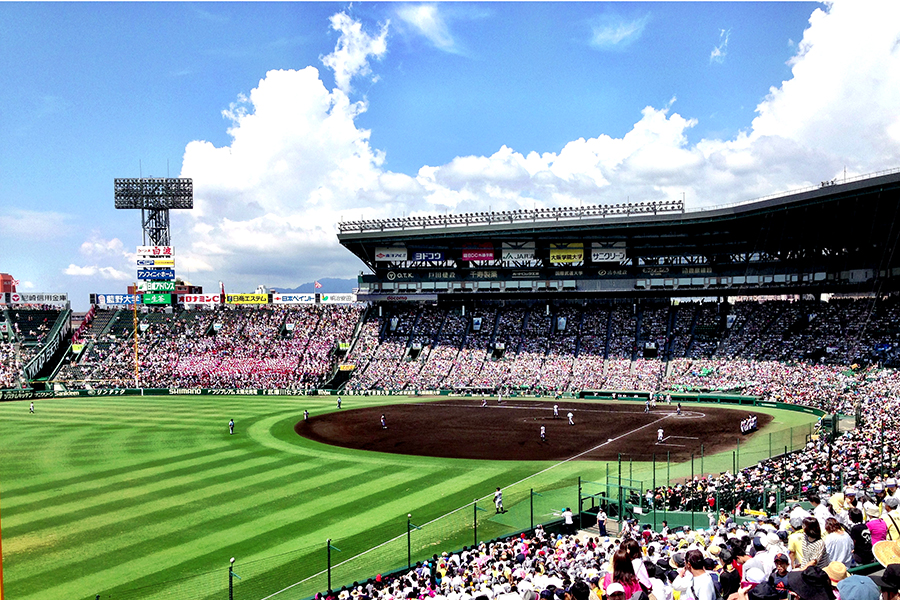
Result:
[143, 293, 171, 305]
[139, 281, 175, 292]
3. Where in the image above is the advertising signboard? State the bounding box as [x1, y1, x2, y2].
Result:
[591, 243, 627, 263]
[461, 242, 494, 261]
[320, 293, 357, 304]
[138, 281, 176, 292]
[550, 243, 584, 264]
[7, 293, 68, 304]
[225, 293, 268, 304]
[142, 293, 171, 305]
[374, 247, 407, 261]
[137, 269, 175, 280]
[136, 259, 175, 267]
[501, 242, 535, 260]
[136, 245, 174, 257]
[272, 293, 316, 304]
[410, 251, 445, 262]
[179, 294, 222, 305]
[96, 294, 141, 305]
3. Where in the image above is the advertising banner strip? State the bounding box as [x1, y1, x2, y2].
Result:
[374, 247, 407, 261]
[136, 259, 175, 266]
[225, 293, 268, 305]
[136, 245, 174, 257]
[501, 248, 535, 260]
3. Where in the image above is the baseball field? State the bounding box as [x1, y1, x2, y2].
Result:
[0, 394, 818, 600]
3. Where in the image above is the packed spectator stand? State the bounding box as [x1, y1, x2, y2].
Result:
[6, 296, 900, 600]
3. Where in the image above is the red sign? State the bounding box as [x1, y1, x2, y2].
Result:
[462, 249, 495, 260]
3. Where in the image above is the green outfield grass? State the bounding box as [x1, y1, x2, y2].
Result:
[0, 395, 819, 600]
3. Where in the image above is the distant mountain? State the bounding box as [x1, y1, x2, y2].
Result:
[271, 278, 356, 294]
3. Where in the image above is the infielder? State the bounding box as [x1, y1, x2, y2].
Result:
[657, 427, 664, 443]
[567, 411, 574, 426]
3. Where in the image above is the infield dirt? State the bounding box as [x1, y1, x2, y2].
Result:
[295, 399, 773, 462]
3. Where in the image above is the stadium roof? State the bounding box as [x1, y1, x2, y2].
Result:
[338, 168, 900, 298]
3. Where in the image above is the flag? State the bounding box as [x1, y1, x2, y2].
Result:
[314, 281, 322, 289]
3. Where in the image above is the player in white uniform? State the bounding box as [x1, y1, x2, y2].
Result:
[380, 414, 387, 429]
[657, 428, 664, 443]
[494, 487, 504, 513]
[229, 419, 235, 435]
[567, 412, 574, 425]
[553, 404, 559, 419]
[540, 425, 546, 442]
[30, 402, 34, 413]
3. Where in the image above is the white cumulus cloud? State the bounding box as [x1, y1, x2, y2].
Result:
[710, 28, 731, 64]
[320, 11, 388, 94]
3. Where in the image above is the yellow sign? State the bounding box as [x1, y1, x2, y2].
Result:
[225, 294, 268, 305]
[550, 243, 584, 264]
[339, 364, 356, 371]
[153, 259, 175, 266]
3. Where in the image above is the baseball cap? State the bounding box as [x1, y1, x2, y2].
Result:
[606, 583, 626, 596]
[774, 553, 790, 564]
[885, 497, 900, 509]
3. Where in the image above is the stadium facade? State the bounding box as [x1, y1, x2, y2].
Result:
[338, 169, 900, 301]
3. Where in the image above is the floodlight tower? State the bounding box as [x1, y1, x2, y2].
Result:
[114, 178, 193, 246]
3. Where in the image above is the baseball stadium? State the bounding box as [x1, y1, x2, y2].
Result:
[2, 170, 900, 600]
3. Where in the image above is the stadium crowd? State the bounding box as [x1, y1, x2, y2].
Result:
[321, 509, 900, 600]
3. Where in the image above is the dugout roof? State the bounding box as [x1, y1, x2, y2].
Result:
[338, 169, 900, 299]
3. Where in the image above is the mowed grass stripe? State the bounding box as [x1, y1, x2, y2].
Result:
[8, 459, 380, 585]
[0, 441, 242, 499]
[3, 451, 330, 532]
[2, 443, 262, 509]
[18, 466, 453, 600]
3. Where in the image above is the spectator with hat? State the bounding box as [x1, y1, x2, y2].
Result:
[882, 497, 900, 541]
[823, 562, 848, 593]
[870, 564, 900, 600]
[786, 566, 835, 600]
[836, 575, 880, 600]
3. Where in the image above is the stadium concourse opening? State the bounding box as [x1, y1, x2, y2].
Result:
[294, 399, 772, 461]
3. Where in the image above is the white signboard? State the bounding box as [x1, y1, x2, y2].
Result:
[272, 293, 316, 304]
[501, 242, 535, 260]
[9, 293, 69, 304]
[374, 247, 407, 262]
[136, 245, 175, 257]
[591, 243, 628, 263]
[179, 294, 221, 305]
[320, 293, 357, 304]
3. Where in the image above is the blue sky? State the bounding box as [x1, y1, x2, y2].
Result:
[2, 1, 900, 311]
